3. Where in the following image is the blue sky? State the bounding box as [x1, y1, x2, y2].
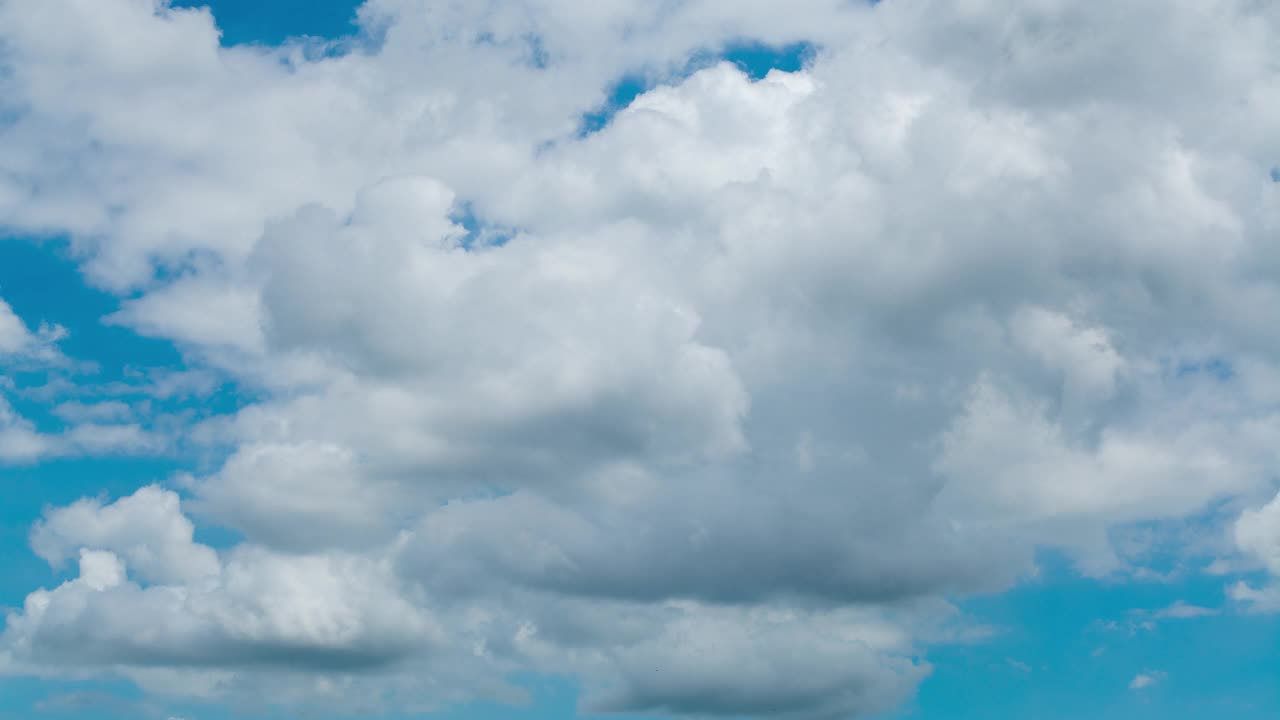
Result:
[2, 1, 1280, 720]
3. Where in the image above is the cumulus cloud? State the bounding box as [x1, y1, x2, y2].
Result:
[189, 442, 403, 552]
[1230, 491, 1280, 612]
[572, 604, 926, 720]
[1236, 492, 1280, 575]
[7, 487, 435, 675]
[30, 485, 218, 584]
[4, 487, 930, 720]
[2, 0, 1280, 717]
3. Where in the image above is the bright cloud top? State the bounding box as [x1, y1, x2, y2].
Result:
[2, 0, 1280, 718]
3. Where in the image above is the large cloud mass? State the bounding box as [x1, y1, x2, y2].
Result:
[3, 0, 1280, 718]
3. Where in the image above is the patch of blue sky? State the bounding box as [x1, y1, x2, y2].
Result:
[899, 550, 1280, 720]
[0, 236, 247, 611]
[170, 0, 363, 47]
[0, 456, 183, 604]
[1168, 355, 1235, 382]
[577, 40, 818, 138]
[1, 677, 168, 720]
[0, 238, 181, 383]
[711, 39, 817, 79]
[577, 72, 651, 137]
[0, 237, 246, 434]
[450, 200, 518, 250]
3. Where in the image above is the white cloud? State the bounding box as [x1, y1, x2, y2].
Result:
[0, 296, 66, 363]
[110, 278, 265, 354]
[1129, 671, 1166, 690]
[30, 485, 218, 585]
[932, 373, 1270, 573]
[1006, 658, 1032, 673]
[2, 0, 1280, 717]
[1228, 580, 1280, 613]
[189, 442, 402, 552]
[1236, 491, 1280, 575]
[0, 298, 36, 354]
[0, 395, 168, 465]
[1231, 492, 1280, 613]
[51, 400, 135, 423]
[0, 396, 60, 463]
[1009, 306, 1125, 425]
[4, 486, 930, 719]
[4, 543, 434, 673]
[1152, 601, 1219, 620]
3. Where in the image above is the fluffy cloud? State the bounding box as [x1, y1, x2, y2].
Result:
[8, 488, 435, 674]
[189, 442, 403, 552]
[1236, 491, 1280, 576]
[3, 0, 1280, 718]
[1231, 491, 1280, 612]
[4, 486, 931, 720]
[30, 485, 218, 584]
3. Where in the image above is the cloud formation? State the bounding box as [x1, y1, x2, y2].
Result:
[2, 0, 1280, 717]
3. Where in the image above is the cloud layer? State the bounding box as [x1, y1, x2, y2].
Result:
[2, 0, 1280, 718]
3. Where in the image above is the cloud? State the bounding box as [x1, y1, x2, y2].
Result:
[1236, 491, 1280, 575]
[7, 488, 436, 676]
[0, 395, 167, 465]
[1152, 601, 1220, 620]
[1231, 491, 1280, 613]
[1129, 671, 1166, 690]
[1228, 581, 1280, 614]
[0, 298, 167, 464]
[4, 486, 929, 720]
[572, 604, 927, 720]
[109, 279, 265, 354]
[51, 400, 135, 423]
[0, 298, 39, 355]
[2, 0, 1280, 718]
[30, 485, 218, 584]
[0, 397, 60, 463]
[0, 296, 66, 363]
[188, 442, 403, 552]
[4, 546, 433, 673]
[1006, 658, 1032, 673]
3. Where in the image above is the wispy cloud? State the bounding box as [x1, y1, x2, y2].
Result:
[1129, 671, 1166, 691]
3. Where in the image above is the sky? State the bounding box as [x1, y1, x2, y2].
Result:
[1, 1, 1279, 719]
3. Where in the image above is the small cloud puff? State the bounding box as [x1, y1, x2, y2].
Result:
[1129, 671, 1166, 690]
